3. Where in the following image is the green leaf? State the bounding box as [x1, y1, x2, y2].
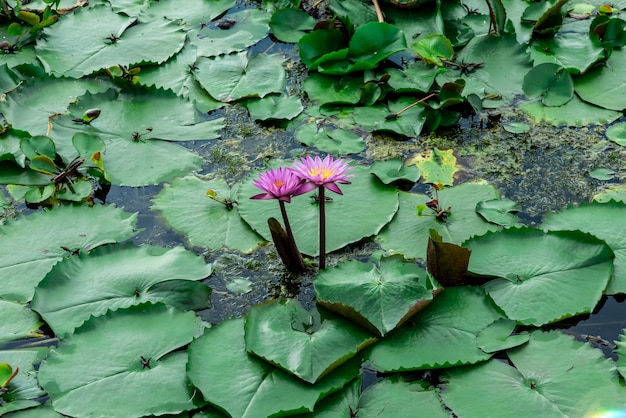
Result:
[195, 52, 286, 102]
[152, 176, 263, 253]
[606, 122, 626, 146]
[0, 349, 47, 415]
[467, 228, 614, 326]
[0, 300, 42, 344]
[269, 8, 316, 43]
[590, 167, 615, 180]
[453, 33, 532, 107]
[295, 123, 364, 154]
[370, 158, 421, 184]
[188, 318, 360, 417]
[367, 286, 504, 372]
[503, 121, 530, 133]
[192, 9, 270, 57]
[244, 299, 376, 383]
[541, 201, 626, 294]
[441, 331, 625, 417]
[0, 204, 138, 302]
[520, 95, 622, 126]
[38, 304, 205, 418]
[246, 95, 303, 121]
[530, 32, 605, 74]
[19, 136, 56, 161]
[358, 377, 449, 418]
[475, 198, 521, 226]
[27, 155, 57, 175]
[314, 256, 441, 336]
[616, 329, 626, 380]
[302, 73, 363, 105]
[522, 63, 573, 107]
[593, 184, 626, 203]
[377, 182, 500, 260]
[35, 5, 186, 78]
[138, 0, 235, 28]
[575, 48, 626, 111]
[237, 165, 399, 256]
[412, 34, 454, 66]
[31, 244, 211, 336]
[298, 29, 346, 70]
[352, 96, 427, 137]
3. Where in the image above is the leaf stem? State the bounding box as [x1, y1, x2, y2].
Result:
[318, 186, 326, 270]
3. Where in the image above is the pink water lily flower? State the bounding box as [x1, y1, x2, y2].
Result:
[251, 166, 304, 203]
[292, 155, 355, 195]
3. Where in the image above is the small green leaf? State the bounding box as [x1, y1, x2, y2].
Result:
[412, 34, 454, 66]
[225, 278, 252, 294]
[606, 122, 626, 146]
[523, 63, 573, 107]
[370, 159, 420, 184]
[270, 8, 316, 43]
[407, 148, 457, 186]
[503, 121, 530, 133]
[590, 167, 615, 180]
[295, 123, 364, 154]
[475, 198, 521, 226]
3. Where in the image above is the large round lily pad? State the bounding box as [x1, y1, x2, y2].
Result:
[0, 204, 138, 302]
[152, 176, 264, 253]
[541, 201, 626, 295]
[237, 165, 399, 256]
[38, 303, 205, 418]
[0, 301, 42, 344]
[188, 318, 360, 418]
[441, 331, 625, 417]
[467, 228, 614, 326]
[31, 244, 212, 336]
[315, 256, 441, 336]
[244, 299, 376, 384]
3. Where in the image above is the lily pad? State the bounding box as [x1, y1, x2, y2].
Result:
[138, 0, 235, 28]
[370, 158, 421, 184]
[37, 303, 205, 418]
[195, 52, 286, 102]
[314, 256, 440, 336]
[475, 198, 521, 226]
[31, 244, 212, 336]
[0, 301, 42, 344]
[616, 329, 626, 380]
[152, 176, 263, 253]
[589, 167, 615, 180]
[377, 182, 500, 260]
[366, 286, 505, 372]
[475, 318, 530, 353]
[246, 95, 303, 121]
[237, 165, 399, 256]
[593, 184, 626, 203]
[412, 34, 454, 66]
[244, 299, 377, 383]
[575, 47, 626, 111]
[295, 123, 364, 154]
[358, 377, 449, 418]
[466, 228, 614, 326]
[269, 8, 316, 43]
[35, 5, 186, 78]
[522, 63, 573, 107]
[188, 318, 360, 417]
[406, 148, 457, 186]
[606, 122, 626, 146]
[0, 349, 47, 415]
[0, 204, 138, 302]
[541, 201, 626, 294]
[302, 73, 363, 105]
[529, 31, 605, 74]
[441, 331, 625, 417]
[352, 96, 427, 137]
[519, 95, 622, 126]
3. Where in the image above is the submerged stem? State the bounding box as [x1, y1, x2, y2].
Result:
[318, 186, 326, 270]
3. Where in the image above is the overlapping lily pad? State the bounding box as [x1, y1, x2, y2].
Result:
[541, 201, 626, 294]
[467, 228, 614, 326]
[237, 165, 399, 256]
[315, 256, 441, 336]
[31, 244, 212, 336]
[0, 204, 138, 302]
[0, 349, 48, 415]
[244, 299, 376, 383]
[441, 331, 625, 417]
[35, 5, 186, 78]
[0, 301, 42, 344]
[37, 303, 205, 418]
[152, 176, 263, 253]
[377, 182, 501, 260]
[366, 286, 508, 372]
[188, 318, 360, 417]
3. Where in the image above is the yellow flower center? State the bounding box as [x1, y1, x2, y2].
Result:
[309, 167, 333, 180]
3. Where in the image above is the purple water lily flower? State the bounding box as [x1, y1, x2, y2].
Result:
[291, 155, 355, 195]
[251, 167, 304, 203]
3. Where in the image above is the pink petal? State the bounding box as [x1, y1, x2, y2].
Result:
[324, 182, 343, 195]
[293, 182, 317, 196]
[250, 193, 274, 200]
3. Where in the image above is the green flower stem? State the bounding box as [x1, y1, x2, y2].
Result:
[318, 186, 326, 270]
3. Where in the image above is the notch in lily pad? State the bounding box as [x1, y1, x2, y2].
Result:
[315, 256, 442, 337]
[426, 229, 471, 287]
